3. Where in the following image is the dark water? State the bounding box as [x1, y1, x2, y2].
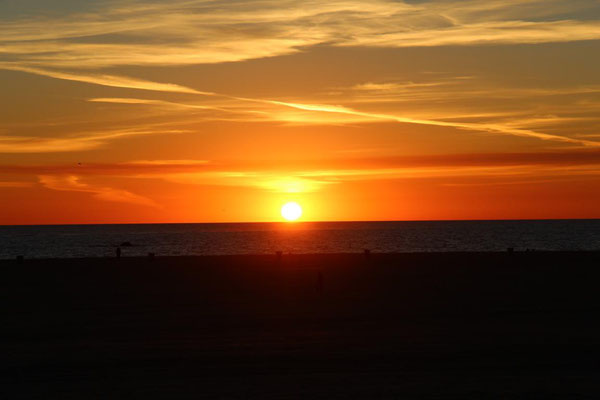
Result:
[0, 220, 598, 259]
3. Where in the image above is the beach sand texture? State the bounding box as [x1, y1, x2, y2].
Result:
[2, 252, 600, 398]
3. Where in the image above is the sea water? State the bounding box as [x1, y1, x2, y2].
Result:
[0, 220, 598, 259]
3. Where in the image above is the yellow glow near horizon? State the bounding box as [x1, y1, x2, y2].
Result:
[281, 202, 302, 221]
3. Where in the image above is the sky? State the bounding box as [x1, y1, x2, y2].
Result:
[1, 0, 599, 224]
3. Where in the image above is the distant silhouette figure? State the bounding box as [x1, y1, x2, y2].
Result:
[116, 247, 121, 259]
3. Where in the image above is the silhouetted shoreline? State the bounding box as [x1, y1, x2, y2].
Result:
[2, 252, 600, 398]
[3, 219, 599, 259]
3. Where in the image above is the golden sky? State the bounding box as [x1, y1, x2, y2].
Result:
[1, 0, 599, 224]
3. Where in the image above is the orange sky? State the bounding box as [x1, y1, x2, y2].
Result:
[1, 0, 600, 224]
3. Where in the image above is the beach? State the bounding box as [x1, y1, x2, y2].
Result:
[2, 252, 600, 398]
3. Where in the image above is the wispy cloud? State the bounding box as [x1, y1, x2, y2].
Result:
[347, 79, 600, 103]
[88, 97, 232, 114]
[86, 92, 600, 147]
[337, 77, 600, 145]
[346, 20, 600, 48]
[0, 64, 209, 94]
[152, 163, 600, 192]
[0, 124, 190, 153]
[0, 160, 212, 175]
[4, 79, 593, 154]
[166, 171, 334, 193]
[352, 81, 453, 92]
[0, 1, 597, 153]
[38, 175, 159, 207]
[1, 5, 597, 154]
[1, 0, 598, 69]
[3, 149, 599, 193]
[262, 99, 600, 147]
[3, 149, 600, 174]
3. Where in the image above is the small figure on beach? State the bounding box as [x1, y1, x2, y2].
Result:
[116, 247, 121, 259]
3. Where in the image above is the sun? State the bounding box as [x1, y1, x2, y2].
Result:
[281, 201, 302, 221]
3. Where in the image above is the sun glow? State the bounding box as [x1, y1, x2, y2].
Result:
[281, 201, 302, 221]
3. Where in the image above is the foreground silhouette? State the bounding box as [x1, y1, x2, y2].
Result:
[2, 252, 600, 398]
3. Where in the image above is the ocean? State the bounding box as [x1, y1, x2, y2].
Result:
[1, 220, 599, 259]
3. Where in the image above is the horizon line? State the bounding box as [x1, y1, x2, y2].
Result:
[2, 217, 599, 227]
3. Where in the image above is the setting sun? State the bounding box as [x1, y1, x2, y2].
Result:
[281, 202, 302, 221]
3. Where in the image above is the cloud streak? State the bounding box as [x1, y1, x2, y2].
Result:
[1, 73, 597, 154]
[0, 64, 211, 94]
[346, 20, 600, 48]
[90, 92, 600, 147]
[1, 1, 598, 154]
[3, 148, 599, 176]
[0, 126, 190, 153]
[2, 149, 599, 198]
[38, 175, 159, 207]
[1, 0, 599, 69]
[242, 99, 600, 147]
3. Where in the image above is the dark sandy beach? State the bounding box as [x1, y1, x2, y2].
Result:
[2, 252, 600, 398]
